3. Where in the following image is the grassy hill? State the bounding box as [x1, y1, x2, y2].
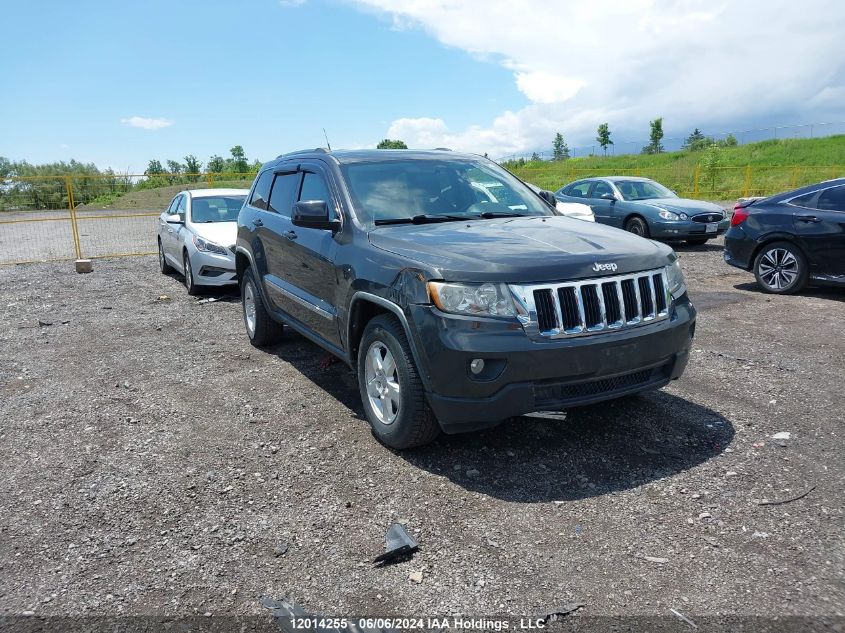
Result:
[510, 136, 845, 200]
[76, 176, 255, 211]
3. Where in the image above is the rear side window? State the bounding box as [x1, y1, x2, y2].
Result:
[788, 191, 817, 209]
[817, 185, 845, 212]
[268, 173, 300, 216]
[565, 181, 592, 198]
[249, 171, 274, 210]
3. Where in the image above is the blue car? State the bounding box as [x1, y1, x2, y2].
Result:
[555, 176, 730, 245]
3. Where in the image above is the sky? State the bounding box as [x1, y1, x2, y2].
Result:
[2, 0, 844, 172]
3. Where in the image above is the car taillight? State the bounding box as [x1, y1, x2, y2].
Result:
[731, 206, 750, 227]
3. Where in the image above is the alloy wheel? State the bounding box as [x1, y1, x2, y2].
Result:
[243, 280, 257, 337]
[758, 247, 799, 290]
[364, 341, 401, 425]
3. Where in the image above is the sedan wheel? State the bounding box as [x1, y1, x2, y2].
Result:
[158, 239, 172, 274]
[753, 241, 808, 295]
[183, 252, 199, 296]
[624, 216, 650, 237]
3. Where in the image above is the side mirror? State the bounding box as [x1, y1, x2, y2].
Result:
[292, 200, 340, 232]
[165, 214, 183, 224]
[537, 190, 557, 208]
[600, 192, 617, 201]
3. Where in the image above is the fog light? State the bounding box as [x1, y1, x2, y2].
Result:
[470, 358, 485, 375]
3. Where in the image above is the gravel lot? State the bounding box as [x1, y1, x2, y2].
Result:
[1, 237, 843, 630]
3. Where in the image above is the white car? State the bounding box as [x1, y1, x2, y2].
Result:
[522, 182, 594, 221]
[157, 188, 248, 295]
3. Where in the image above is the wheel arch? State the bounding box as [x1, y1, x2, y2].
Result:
[750, 234, 809, 270]
[347, 292, 431, 391]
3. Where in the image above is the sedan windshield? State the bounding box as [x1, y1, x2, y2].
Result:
[341, 159, 553, 225]
[616, 180, 677, 201]
[190, 195, 246, 223]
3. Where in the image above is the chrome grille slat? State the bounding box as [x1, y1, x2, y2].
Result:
[511, 267, 671, 340]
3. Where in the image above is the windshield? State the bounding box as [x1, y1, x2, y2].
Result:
[616, 180, 677, 201]
[190, 195, 246, 223]
[340, 159, 553, 225]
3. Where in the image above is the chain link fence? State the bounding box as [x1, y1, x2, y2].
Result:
[0, 173, 256, 265]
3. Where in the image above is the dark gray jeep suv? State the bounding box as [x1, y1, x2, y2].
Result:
[236, 149, 696, 449]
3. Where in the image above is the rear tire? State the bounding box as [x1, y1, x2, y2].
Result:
[357, 315, 440, 449]
[686, 238, 709, 246]
[241, 267, 284, 346]
[753, 241, 808, 295]
[625, 216, 650, 237]
[158, 239, 172, 274]
[183, 251, 200, 296]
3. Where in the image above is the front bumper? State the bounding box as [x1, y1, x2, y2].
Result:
[407, 296, 696, 434]
[190, 249, 237, 286]
[650, 218, 730, 240]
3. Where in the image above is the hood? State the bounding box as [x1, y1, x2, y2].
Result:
[369, 216, 673, 283]
[639, 198, 725, 215]
[192, 221, 237, 246]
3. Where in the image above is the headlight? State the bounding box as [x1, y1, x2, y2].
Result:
[428, 281, 516, 318]
[664, 260, 686, 299]
[658, 209, 680, 221]
[192, 235, 228, 255]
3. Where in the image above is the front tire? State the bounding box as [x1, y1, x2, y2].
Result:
[753, 241, 808, 295]
[183, 251, 200, 296]
[241, 267, 284, 346]
[158, 239, 172, 274]
[686, 238, 709, 246]
[625, 216, 650, 237]
[357, 315, 440, 449]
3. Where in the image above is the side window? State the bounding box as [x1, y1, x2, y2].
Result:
[591, 181, 613, 198]
[166, 197, 179, 214]
[816, 186, 845, 212]
[267, 173, 300, 217]
[788, 191, 817, 209]
[567, 181, 592, 198]
[175, 195, 187, 219]
[299, 172, 336, 217]
[249, 171, 274, 210]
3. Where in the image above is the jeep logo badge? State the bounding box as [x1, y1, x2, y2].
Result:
[593, 262, 618, 272]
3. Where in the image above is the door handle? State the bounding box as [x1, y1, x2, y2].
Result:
[796, 215, 821, 223]
[284, 230, 298, 240]
[252, 217, 264, 227]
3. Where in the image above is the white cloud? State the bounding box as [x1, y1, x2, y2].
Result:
[279, 0, 306, 6]
[350, 0, 845, 157]
[120, 116, 174, 130]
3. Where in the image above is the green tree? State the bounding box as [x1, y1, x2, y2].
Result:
[145, 159, 165, 175]
[376, 139, 408, 149]
[642, 117, 665, 154]
[530, 152, 540, 162]
[552, 132, 570, 160]
[207, 155, 225, 173]
[702, 143, 722, 193]
[683, 128, 708, 151]
[723, 133, 738, 147]
[596, 123, 613, 155]
[183, 155, 202, 174]
[166, 160, 183, 174]
[230, 145, 249, 173]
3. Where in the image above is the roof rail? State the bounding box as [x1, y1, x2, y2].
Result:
[275, 147, 330, 159]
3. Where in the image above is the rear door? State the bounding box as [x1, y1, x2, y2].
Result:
[790, 184, 845, 278]
[256, 168, 302, 316]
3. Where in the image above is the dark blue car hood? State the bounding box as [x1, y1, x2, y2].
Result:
[368, 215, 674, 283]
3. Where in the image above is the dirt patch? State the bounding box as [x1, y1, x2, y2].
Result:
[0, 241, 842, 626]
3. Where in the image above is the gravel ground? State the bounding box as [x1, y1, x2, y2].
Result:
[0, 237, 843, 630]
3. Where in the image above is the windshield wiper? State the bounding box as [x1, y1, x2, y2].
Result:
[374, 214, 467, 226]
[475, 211, 530, 219]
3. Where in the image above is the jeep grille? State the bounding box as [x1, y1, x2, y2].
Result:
[510, 268, 670, 340]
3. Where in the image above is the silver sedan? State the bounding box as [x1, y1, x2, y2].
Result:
[157, 188, 248, 295]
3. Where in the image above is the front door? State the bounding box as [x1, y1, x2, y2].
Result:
[281, 165, 341, 346]
[588, 180, 619, 226]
